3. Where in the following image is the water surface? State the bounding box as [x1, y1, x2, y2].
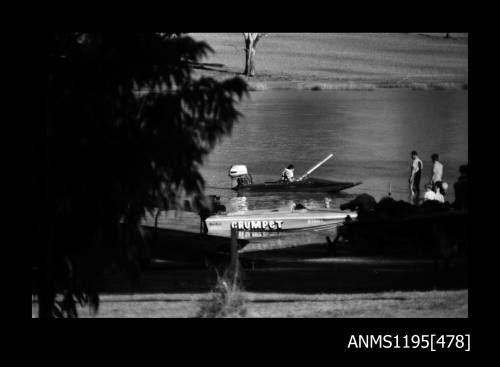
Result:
[201, 89, 468, 212]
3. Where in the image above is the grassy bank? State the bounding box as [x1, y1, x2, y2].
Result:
[32, 289, 468, 318]
[32, 245, 468, 317]
[189, 33, 468, 91]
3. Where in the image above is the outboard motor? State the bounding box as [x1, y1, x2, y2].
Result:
[229, 165, 253, 189]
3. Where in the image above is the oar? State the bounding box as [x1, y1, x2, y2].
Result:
[297, 154, 334, 181]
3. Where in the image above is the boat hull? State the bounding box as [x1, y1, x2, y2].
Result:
[233, 177, 361, 193]
[142, 226, 249, 260]
[139, 210, 249, 260]
[205, 208, 357, 237]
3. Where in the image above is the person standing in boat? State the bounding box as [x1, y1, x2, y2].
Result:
[281, 164, 295, 182]
[409, 150, 423, 204]
[430, 153, 444, 191]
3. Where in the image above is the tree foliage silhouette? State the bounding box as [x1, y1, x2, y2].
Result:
[32, 33, 248, 318]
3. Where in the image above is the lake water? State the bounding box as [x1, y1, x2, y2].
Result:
[201, 89, 468, 212]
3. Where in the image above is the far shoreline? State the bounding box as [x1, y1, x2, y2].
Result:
[244, 79, 468, 92]
[192, 67, 467, 92]
[135, 79, 468, 96]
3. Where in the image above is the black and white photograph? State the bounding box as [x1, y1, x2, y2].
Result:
[32, 32, 469, 337]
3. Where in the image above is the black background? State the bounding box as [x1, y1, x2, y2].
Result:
[26, 3, 481, 356]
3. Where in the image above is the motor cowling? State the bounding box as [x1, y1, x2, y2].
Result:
[229, 165, 252, 188]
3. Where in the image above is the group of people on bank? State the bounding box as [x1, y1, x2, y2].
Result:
[338, 154, 468, 221]
[409, 151, 448, 204]
[408, 150, 468, 210]
[331, 149, 468, 220]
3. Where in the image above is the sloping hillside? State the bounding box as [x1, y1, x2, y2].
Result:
[189, 33, 468, 90]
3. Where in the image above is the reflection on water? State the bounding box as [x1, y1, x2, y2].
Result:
[228, 196, 249, 212]
[239, 228, 338, 251]
[229, 191, 356, 212]
[202, 89, 468, 212]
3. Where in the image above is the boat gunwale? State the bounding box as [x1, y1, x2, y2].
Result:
[206, 210, 357, 222]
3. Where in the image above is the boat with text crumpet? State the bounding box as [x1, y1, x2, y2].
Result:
[205, 207, 357, 237]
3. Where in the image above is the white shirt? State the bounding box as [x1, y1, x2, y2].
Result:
[424, 190, 437, 201]
[434, 191, 445, 203]
[282, 168, 294, 181]
[432, 161, 443, 183]
[412, 157, 423, 175]
[424, 190, 445, 203]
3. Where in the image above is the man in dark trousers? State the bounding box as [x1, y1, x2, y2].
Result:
[409, 150, 423, 204]
[430, 153, 444, 191]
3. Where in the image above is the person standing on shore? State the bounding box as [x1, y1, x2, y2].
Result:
[430, 153, 444, 190]
[409, 150, 423, 204]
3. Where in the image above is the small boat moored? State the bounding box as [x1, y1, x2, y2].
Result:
[228, 154, 361, 193]
[233, 176, 361, 193]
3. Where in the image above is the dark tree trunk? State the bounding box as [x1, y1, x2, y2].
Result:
[244, 48, 249, 76]
[37, 179, 57, 318]
[244, 45, 256, 77]
[243, 33, 266, 77]
[37, 219, 55, 318]
[38, 81, 56, 318]
[38, 280, 55, 318]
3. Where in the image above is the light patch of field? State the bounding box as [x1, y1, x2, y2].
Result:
[32, 289, 467, 318]
[189, 33, 468, 90]
[245, 290, 468, 318]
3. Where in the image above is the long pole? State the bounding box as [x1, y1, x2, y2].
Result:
[230, 227, 239, 292]
[298, 154, 333, 181]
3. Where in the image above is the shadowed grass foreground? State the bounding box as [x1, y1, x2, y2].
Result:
[196, 271, 248, 318]
[32, 290, 467, 318]
[32, 243, 468, 317]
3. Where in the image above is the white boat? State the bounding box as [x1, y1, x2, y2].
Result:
[205, 207, 357, 237]
[139, 210, 249, 259]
